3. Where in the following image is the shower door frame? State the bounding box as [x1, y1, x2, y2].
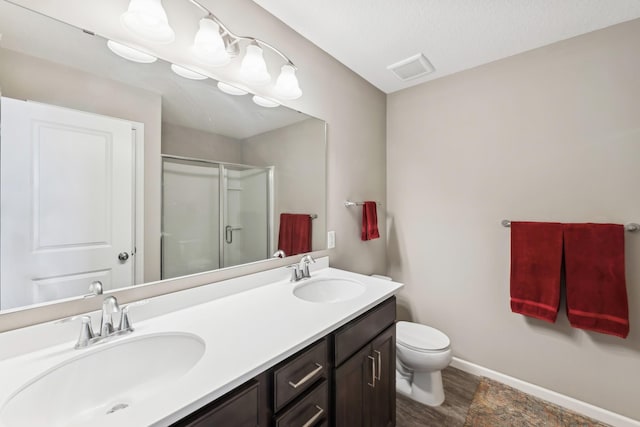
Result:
[161, 154, 274, 278]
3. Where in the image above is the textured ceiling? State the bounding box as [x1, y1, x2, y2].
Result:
[251, 0, 640, 93]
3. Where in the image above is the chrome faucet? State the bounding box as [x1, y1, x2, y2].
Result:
[288, 254, 316, 282]
[299, 254, 316, 279]
[100, 296, 120, 336]
[288, 263, 303, 282]
[272, 249, 286, 258]
[60, 296, 146, 349]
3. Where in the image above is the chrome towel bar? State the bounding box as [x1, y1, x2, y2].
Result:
[345, 200, 382, 207]
[501, 219, 639, 232]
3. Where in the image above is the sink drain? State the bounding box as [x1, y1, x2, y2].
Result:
[106, 403, 129, 414]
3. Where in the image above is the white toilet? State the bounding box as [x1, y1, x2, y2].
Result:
[395, 321, 452, 406]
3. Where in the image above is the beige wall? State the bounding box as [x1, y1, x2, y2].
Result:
[0, 47, 162, 283]
[387, 19, 640, 419]
[243, 118, 326, 253]
[162, 122, 242, 164]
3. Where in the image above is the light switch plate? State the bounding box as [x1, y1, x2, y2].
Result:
[327, 230, 336, 249]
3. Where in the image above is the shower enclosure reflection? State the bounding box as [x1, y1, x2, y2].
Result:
[162, 157, 273, 279]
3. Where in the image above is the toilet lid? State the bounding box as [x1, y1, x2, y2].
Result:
[396, 321, 450, 352]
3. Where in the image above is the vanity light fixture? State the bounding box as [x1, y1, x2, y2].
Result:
[252, 95, 280, 108]
[239, 44, 271, 85]
[217, 82, 248, 96]
[273, 64, 302, 100]
[192, 18, 229, 66]
[170, 64, 208, 80]
[118, 0, 302, 104]
[120, 0, 175, 44]
[107, 40, 157, 63]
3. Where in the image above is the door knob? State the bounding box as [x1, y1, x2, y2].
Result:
[118, 252, 130, 261]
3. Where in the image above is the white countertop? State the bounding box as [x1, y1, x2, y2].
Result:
[0, 262, 403, 427]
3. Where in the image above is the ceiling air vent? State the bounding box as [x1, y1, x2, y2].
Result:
[387, 53, 435, 81]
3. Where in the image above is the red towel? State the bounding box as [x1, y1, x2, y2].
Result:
[510, 222, 563, 322]
[564, 223, 629, 338]
[278, 213, 312, 256]
[361, 201, 380, 241]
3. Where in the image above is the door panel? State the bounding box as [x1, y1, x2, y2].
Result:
[334, 345, 372, 427]
[370, 325, 396, 427]
[1, 97, 134, 309]
[32, 270, 111, 304]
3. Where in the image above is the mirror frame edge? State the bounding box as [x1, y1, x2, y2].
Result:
[0, 249, 331, 333]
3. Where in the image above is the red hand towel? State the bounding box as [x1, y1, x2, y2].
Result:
[510, 222, 563, 322]
[564, 223, 629, 338]
[278, 213, 312, 256]
[361, 201, 380, 241]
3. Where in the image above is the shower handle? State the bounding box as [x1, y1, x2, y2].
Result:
[225, 225, 243, 244]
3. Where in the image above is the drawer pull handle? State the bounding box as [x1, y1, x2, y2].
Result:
[374, 350, 382, 381]
[302, 405, 324, 427]
[288, 363, 323, 389]
[367, 355, 376, 388]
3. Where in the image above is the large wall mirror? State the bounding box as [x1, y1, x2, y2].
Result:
[0, 0, 326, 313]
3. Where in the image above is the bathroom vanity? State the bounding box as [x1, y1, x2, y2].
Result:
[172, 297, 396, 427]
[0, 258, 403, 427]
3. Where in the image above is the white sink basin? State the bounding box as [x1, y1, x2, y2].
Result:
[293, 277, 366, 303]
[1, 332, 205, 427]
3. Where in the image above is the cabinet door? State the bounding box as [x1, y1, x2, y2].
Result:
[334, 345, 375, 427]
[173, 381, 259, 427]
[369, 325, 396, 427]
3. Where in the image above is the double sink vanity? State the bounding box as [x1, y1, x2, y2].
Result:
[0, 257, 403, 426]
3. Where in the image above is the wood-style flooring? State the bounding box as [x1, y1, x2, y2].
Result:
[396, 367, 610, 427]
[397, 367, 480, 426]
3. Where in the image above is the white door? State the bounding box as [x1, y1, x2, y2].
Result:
[0, 97, 135, 310]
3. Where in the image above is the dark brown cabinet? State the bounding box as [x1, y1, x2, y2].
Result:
[172, 379, 261, 427]
[333, 299, 396, 427]
[172, 297, 396, 427]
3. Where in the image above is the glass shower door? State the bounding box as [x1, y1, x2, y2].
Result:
[161, 158, 220, 279]
[162, 157, 273, 277]
[221, 164, 273, 268]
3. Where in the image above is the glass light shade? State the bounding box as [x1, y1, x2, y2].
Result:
[107, 40, 157, 63]
[170, 64, 207, 80]
[217, 82, 248, 96]
[240, 44, 271, 85]
[252, 95, 280, 108]
[121, 0, 175, 44]
[192, 18, 229, 67]
[273, 65, 302, 100]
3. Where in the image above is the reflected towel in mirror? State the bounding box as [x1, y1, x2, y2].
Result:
[278, 213, 312, 256]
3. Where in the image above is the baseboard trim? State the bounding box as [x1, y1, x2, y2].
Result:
[451, 357, 640, 427]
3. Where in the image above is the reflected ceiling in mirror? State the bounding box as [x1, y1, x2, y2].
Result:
[0, 0, 326, 313]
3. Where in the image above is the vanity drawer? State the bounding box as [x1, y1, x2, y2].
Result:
[275, 380, 328, 427]
[274, 338, 328, 411]
[333, 296, 396, 366]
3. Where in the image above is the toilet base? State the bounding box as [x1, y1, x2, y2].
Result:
[396, 369, 445, 407]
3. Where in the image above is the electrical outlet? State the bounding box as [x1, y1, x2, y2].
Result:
[327, 230, 336, 249]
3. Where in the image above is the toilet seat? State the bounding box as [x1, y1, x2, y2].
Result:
[396, 321, 450, 352]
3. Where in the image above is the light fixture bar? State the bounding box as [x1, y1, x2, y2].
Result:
[185, 0, 296, 69]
